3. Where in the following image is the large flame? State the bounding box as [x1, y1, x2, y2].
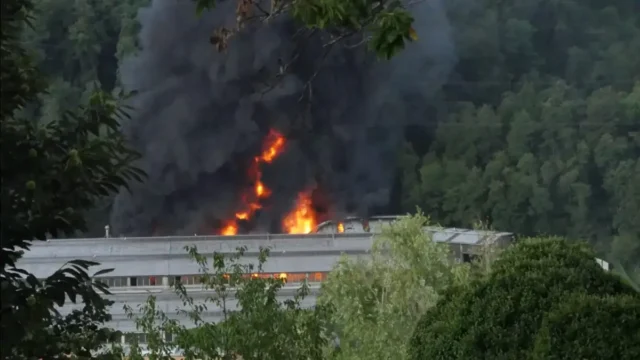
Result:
[220, 221, 239, 236]
[282, 192, 318, 234]
[219, 129, 321, 235]
[219, 129, 286, 235]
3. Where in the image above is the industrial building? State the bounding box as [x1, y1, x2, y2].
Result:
[18, 216, 514, 350]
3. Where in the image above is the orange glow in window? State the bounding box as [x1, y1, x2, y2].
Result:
[176, 272, 331, 284]
[310, 272, 327, 282]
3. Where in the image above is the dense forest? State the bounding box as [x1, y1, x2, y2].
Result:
[21, 0, 639, 279]
[3, 0, 640, 358]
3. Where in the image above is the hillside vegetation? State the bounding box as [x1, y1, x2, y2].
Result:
[2, 0, 638, 358]
[21, 0, 639, 280]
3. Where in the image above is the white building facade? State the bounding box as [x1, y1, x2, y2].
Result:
[18, 218, 516, 347]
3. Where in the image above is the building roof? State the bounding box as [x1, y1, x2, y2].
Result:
[425, 227, 512, 245]
[316, 215, 513, 245]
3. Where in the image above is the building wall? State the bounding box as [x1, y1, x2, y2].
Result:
[76, 283, 323, 333]
[18, 229, 516, 339]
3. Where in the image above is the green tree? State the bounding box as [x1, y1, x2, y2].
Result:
[531, 293, 640, 360]
[16, 0, 150, 236]
[21, 0, 149, 121]
[316, 213, 470, 360]
[402, 80, 640, 281]
[1, 0, 144, 358]
[409, 237, 640, 360]
[122, 245, 329, 360]
[194, 0, 419, 60]
[442, 0, 639, 105]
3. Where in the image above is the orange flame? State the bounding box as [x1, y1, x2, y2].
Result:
[258, 131, 286, 163]
[283, 192, 318, 234]
[255, 180, 270, 198]
[221, 221, 238, 235]
[337, 222, 345, 233]
[220, 129, 287, 235]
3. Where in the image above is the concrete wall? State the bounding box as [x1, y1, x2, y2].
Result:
[71, 284, 322, 333]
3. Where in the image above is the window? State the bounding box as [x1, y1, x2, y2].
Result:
[169, 275, 204, 286]
[310, 272, 327, 282]
[286, 272, 307, 283]
[128, 276, 162, 287]
[125, 333, 147, 344]
[169, 272, 330, 286]
[97, 277, 127, 288]
[178, 275, 202, 286]
[362, 219, 370, 232]
[462, 253, 479, 263]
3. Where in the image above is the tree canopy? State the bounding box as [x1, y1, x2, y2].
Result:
[531, 293, 640, 360]
[409, 237, 640, 360]
[397, 0, 639, 281]
[1, 0, 143, 357]
[317, 213, 469, 360]
[193, 0, 419, 59]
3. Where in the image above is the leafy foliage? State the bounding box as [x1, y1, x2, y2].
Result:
[4, 260, 122, 360]
[400, 0, 640, 282]
[195, 0, 418, 59]
[531, 293, 640, 360]
[317, 212, 469, 360]
[122, 245, 329, 360]
[1, 0, 144, 357]
[409, 237, 640, 360]
[402, 80, 640, 281]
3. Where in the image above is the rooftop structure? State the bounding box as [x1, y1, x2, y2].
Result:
[17, 218, 515, 349]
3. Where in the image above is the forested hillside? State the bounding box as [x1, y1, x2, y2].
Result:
[23, 0, 639, 278]
[22, 0, 147, 111]
[20, 0, 149, 236]
[398, 0, 639, 278]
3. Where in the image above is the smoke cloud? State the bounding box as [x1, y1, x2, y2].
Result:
[110, 0, 456, 236]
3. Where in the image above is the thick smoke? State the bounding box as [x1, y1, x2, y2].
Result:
[110, 0, 455, 236]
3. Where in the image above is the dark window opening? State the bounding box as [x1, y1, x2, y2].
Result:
[362, 219, 370, 232]
[169, 276, 181, 286]
[164, 332, 174, 342]
[129, 277, 137, 286]
[125, 333, 146, 344]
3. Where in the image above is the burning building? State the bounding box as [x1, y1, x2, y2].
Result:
[109, 0, 456, 236]
[218, 128, 320, 235]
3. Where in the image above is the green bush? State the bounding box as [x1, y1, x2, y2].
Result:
[409, 237, 639, 360]
[531, 293, 640, 360]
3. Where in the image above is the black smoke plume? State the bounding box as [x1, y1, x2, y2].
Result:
[110, 0, 456, 236]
